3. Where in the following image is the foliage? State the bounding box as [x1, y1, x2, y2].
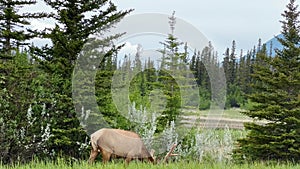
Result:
[0, 52, 53, 163]
[0, 0, 132, 164]
[225, 84, 245, 109]
[0, 0, 48, 59]
[175, 127, 245, 163]
[127, 104, 245, 163]
[234, 0, 300, 162]
[94, 48, 131, 130]
[198, 86, 211, 110]
[154, 13, 186, 132]
[1, 0, 299, 165]
[29, 0, 132, 161]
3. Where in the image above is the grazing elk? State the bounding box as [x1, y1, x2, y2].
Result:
[88, 128, 177, 164]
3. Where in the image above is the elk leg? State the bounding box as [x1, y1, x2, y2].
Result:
[88, 149, 99, 164]
[125, 156, 132, 165]
[101, 149, 112, 164]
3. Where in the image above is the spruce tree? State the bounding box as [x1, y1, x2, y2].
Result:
[33, 0, 131, 159]
[223, 41, 244, 108]
[234, 0, 300, 162]
[129, 45, 148, 108]
[223, 47, 230, 85]
[196, 44, 214, 110]
[155, 12, 198, 131]
[0, 0, 47, 59]
[0, 51, 54, 164]
[229, 40, 237, 84]
[95, 47, 130, 130]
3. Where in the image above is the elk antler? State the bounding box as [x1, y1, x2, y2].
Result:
[163, 143, 178, 163]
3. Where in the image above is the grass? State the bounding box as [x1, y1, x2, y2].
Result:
[1, 160, 299, 169]
[2, 108, 294, 169]
[182, 108, 250, 120]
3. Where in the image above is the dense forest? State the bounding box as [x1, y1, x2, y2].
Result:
[0, 0, 299, 165]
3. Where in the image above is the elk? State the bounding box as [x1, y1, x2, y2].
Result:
[88, 128, 178, 164]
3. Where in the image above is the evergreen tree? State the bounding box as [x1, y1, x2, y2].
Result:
[246, 46, 256, 94]
[0, 0, 47, 59]
[223, 47, 230, 85]
[199, 44, 212, 89]
[0, 52, 29, 163]
[237, 49, 245, 89]
[32, 0, 131, 159]
[197, 44, 214, 110]
[0, 51, 53, 164]
[222, 41, 244, 108]
[129, 45, 148, 107]
[234, 0, 300, 162]
[155, 12, 198, 131]
[95, 47, 130, 130]
[40, 0, 131, 77]
[155, 13, 182, 131]
[229, 40, 237, 84]
[144, 58, 158, 110]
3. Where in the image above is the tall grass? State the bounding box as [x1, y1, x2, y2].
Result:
[1, 159, 299, 169]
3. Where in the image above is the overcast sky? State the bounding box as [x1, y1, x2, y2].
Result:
[24, 0, 292, 56]
[112, 0, 289, 54]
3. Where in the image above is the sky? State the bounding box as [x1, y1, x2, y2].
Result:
[23, 0, 291, 58]
[112, 0, 289, 54]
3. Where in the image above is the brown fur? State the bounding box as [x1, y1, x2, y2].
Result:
[88, 128, 154, 164]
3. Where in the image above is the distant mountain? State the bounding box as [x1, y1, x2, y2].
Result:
[265, 34, 283, 56]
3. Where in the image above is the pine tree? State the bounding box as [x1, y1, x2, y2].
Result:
[246, 48, 255, 93]
[234, 0, 300, 162]
[0, 0, 47, 59]
[32, 0, 132, 159]
[95, 47, 130, 130]
[0, 51, 53, 164]
[222, 41, 244, 108]
[129, 45, 148, 107]
[223, 48, 230, 86]
[229, 40, 237, 84]
[0, 53, 28, 164]
[197, 44, 214, 110]
[39, 0, 131, 77]
[154, 13, 181, 132]
[155, 12, 198, 131]
[237, 49, 246, 90]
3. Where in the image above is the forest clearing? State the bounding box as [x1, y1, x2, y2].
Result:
[1, 0, 299, 168]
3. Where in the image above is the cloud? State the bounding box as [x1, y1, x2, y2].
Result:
[30, 20, 55, 31]
[112, 0, 287, 53]
[118, 42, 139, 58]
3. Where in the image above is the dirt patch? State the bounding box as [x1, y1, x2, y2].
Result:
[181, 115, 267, 130]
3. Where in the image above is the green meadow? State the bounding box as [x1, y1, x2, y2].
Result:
[1, 160, 299, 169]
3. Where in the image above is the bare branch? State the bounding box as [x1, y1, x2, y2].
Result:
[163, 143, 178, 163]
